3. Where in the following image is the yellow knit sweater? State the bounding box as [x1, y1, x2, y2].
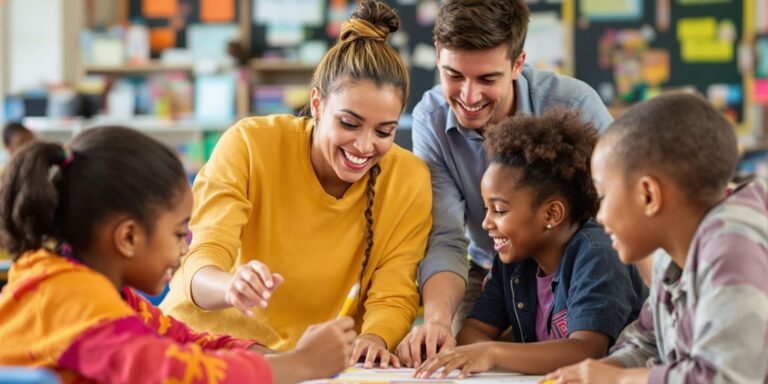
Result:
[161, 115, 432, 351]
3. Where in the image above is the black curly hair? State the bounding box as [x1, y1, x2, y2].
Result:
[484, 108, 599, 225]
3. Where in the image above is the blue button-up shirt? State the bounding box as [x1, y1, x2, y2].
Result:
[412, 65, 614, 285]
[468, 220, 648, 342]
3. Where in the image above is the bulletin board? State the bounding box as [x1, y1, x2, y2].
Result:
[128, 0, 241, 53]
[124, 0, 572, 113]
[572, 0, 747, 122]
[250, 0, 440, 112]
[250, 0, 568, 113]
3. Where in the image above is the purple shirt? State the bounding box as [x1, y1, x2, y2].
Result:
[535, 268, 556, 341]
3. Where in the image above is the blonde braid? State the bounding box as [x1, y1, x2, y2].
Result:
[360, 164, 381, 282]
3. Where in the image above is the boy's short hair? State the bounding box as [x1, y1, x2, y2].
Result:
[434, 0, 529, 60]
[606, 92, 738, 203]
[3, 122, 31, 147]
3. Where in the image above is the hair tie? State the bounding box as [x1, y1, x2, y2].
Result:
[60, 147, 74, 168]
[340, 19, 388, 43]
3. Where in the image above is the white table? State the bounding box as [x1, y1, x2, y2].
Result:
[304, 366, 543, 384]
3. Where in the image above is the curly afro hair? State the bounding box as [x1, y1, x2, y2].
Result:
[484, 108, 599, 225]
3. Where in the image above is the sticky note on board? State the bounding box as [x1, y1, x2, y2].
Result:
[677, 18, 717, 41]
[143, 0, 178, 18]
[201, 0, 234, 22]
[754, 79, 768, 104]
[681, 40, 733, 62]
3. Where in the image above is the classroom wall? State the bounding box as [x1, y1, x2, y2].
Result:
[0, 3, 7, 124]
[7, 0, 82, 95]
[9, 0, 64, 93]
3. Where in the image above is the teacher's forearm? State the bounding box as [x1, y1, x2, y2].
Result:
[190, 265, 233, 310]
[422, 272, 465, 325]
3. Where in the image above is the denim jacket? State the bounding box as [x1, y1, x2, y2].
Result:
[468, 219, 648, 343]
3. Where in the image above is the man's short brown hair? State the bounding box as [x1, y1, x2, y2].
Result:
[434, 0, 530, 60]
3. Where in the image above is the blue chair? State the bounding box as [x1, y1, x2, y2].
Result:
[138, 283, 170, 306]
[0, 367, 59, 384]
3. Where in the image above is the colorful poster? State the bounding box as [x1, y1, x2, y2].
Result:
[525, 12, 565, 72]
[580, 0, 642, 21]
[201, 0, 234, 23]
[254, 0, 323, 26]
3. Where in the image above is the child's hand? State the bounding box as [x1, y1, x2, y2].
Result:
[294, 317, 357, 379]
[413, 342, 495, 379]
[541, 358, 648, 384]
[349, 333, 401, 368]
[225, 260, 284, 316]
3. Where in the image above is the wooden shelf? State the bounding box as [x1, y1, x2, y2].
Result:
[742, 138, 768, 154]
[23, 116, 230, 135]
[83, 61, 194, 76]
[250, 58, 316, 72]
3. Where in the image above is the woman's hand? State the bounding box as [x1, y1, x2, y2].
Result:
[349, 334, 401, 368]
[225, 260, 284, 316]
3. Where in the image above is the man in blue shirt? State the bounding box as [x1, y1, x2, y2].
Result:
[395, 0, 613, 367]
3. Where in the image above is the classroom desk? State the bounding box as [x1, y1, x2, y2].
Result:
[304, 366, 543, 384]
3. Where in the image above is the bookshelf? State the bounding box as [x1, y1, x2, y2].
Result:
[742, 137, 768, 154]
[249, 58, 315, 88]
[250, 58, 315, 73]
[23, 115, 229, 180]
[82, 62, 194, 76]
[22, 116, 228, 144]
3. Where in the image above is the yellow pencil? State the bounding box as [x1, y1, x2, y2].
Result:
[337, 283, 360, 319]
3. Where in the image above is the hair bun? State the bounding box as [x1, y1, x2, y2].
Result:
[339, 0, 400, 43]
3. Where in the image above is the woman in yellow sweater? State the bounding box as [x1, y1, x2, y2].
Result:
[161, 0, 431, 369]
